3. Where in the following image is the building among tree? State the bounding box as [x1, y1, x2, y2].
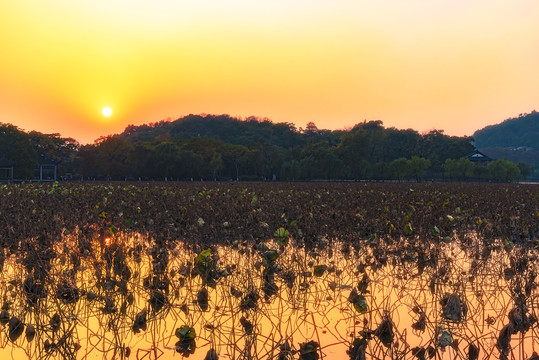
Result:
[36, 154, 58, 181]
[0, 157, 15, 182]
[467, 150, 493, 163]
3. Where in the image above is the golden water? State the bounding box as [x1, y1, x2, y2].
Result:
[0, 234, 537, 359]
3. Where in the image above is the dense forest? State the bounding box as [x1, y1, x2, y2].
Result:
[0, 114, 534, 182]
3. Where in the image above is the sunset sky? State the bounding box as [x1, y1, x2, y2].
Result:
[1, 0, 538, 144]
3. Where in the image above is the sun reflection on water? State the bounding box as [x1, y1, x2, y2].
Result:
[104, 237, 112, 247]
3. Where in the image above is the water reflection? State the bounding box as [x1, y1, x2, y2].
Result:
[0, 233, 538, 359]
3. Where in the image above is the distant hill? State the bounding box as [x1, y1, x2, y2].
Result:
[118, 114, 310, 149]
[473, 111, 538, 179]
[473, 111, 538, 149]
[98, 114, 478, 181]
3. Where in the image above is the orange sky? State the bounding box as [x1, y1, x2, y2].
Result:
[1, 0, 538, 144]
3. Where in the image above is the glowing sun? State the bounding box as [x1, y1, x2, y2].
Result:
[102, 107, 112, 117]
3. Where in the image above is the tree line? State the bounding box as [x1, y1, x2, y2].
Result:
[0, 123, 78, 179]
[0, 115, 533, 182]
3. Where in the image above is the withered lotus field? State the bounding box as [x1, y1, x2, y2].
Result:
[0, 182, 537, 359]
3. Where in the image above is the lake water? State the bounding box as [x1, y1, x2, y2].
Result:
[0, 232, 537, 359]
